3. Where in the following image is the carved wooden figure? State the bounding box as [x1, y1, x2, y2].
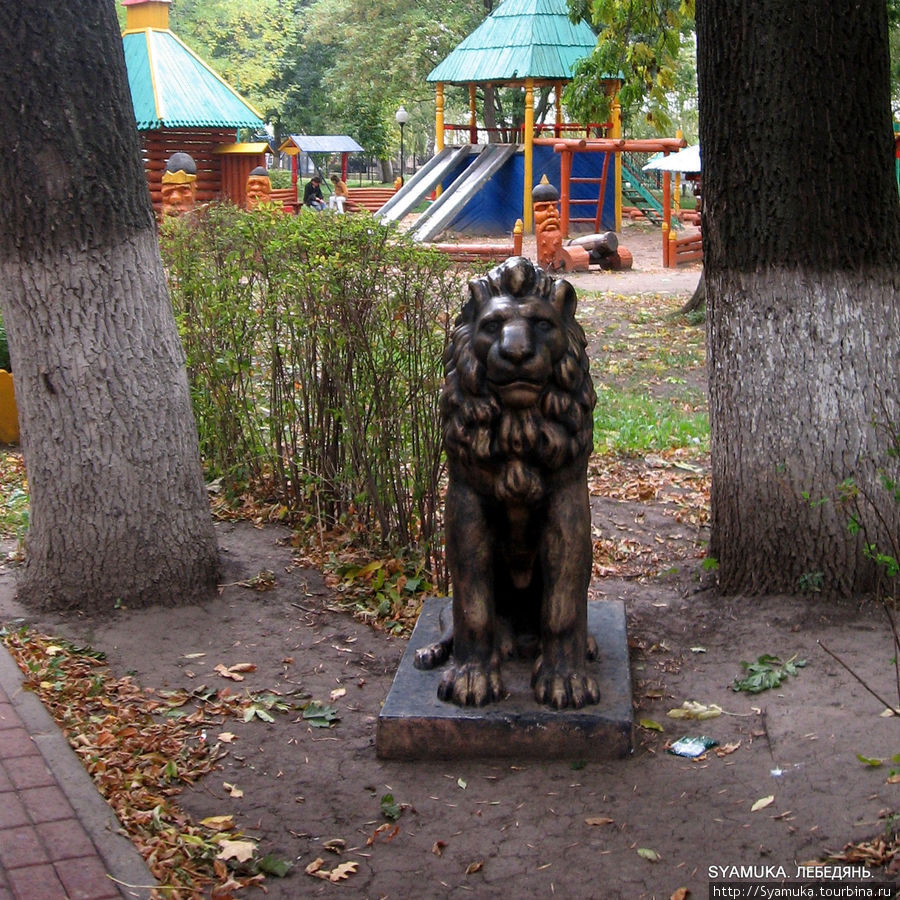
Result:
[160, 152, 197, 217]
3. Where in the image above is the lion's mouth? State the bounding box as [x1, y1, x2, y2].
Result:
[491, 379, 542, 407]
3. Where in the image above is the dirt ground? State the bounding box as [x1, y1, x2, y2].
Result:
[3, 229, 899, 899]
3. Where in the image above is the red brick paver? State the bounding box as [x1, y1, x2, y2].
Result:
[0, 683, 121, 900]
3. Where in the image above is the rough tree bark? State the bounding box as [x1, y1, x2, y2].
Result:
[697, 0, 900, 596]
[0, 3, 220, 611]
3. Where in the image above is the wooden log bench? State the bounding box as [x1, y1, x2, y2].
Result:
[665, 228, 703, 267]
[269, 187, 301, 214]
[345, 187, 398, 213]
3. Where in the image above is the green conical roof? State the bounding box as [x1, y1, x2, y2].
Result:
[123, 28, 264, 130]
[427, 0, 597, 85]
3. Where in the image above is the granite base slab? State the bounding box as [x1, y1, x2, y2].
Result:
[376, 598, 633, 760]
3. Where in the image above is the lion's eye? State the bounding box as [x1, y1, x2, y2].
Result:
[535, 320, 554, 333]
[481, 320, 501, 334]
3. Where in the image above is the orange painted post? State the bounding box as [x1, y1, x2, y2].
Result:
[468, 84, 478, 144]
[668, 227, 678, 268]
[513, 218, 524, 256]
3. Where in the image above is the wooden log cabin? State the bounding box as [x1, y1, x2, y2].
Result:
[121, 0, 268, 216]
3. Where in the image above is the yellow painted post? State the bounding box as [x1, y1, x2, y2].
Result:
[661, 221, 670, 267]
[611, 95, 622, 232]
[524, 79, 535, 232]
[435, 83, 445, 152]
[513, 218, 524, 256]
[0, 371, 19, 444]
[435, 83, 445, 198]
[468, 84, 478, 143]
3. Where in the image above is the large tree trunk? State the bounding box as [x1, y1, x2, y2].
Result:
[0, 2, 219, 611]
[697, 1, 900, 596]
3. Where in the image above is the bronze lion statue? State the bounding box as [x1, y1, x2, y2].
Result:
[416, 256, 599, 710]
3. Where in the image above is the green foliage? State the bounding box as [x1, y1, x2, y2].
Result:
[836, 418, 900, 597]
[593, 387, 708, 454]
[160, 204, 460, 582]
[565, 0, 695, 132]
[169, 0, 300, 127]
[732, 654, 806, 694]
[380, 792, 403, 821]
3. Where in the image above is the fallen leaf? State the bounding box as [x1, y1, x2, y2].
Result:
[637, 847, 661, 862]
[671, 889, 690, 900]
[639, 718, 664, 732]
[887, 774, 900, 784]
[201, 814, 235, 830]
[229, 663, 257, 673]
[432, 840, 447, 857]
[323, 838, 346, 854]
[217, 731, 237, 743]
[465, 860, 484, 875]
[305, 858, 326, 877]
[223, 782, 243, 798]
[751, 795, 775, 812]
[329, 861, 358, 882]
[214, 664, 245, 682]
[367, 823, 400, 845]
[714, 741, 742, 757]
[857, 754, 884, 767]
[667, 700, 723, 720]
[330, 687, 347, 701]
[216, 839, 256, 863]
[457, 777, 467, 789]
[585, 817, 614, 826]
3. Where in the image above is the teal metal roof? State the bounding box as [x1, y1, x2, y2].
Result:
[427, 0, 597, 85]
[123, 29, 264, 130]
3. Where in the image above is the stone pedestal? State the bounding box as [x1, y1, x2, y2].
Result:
[376, 598, 633, 760]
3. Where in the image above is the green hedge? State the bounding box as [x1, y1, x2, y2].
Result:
[160, 204, 463, 570]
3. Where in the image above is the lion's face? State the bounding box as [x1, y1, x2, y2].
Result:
[441, 257, 596, 501]
[471, 294, 567, 409]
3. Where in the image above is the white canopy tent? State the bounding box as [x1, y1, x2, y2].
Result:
[643, 143, 701, 173]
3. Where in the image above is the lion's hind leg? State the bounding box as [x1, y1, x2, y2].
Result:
[414, 630, 453, 670]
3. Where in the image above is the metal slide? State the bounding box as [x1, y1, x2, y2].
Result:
[375, 145, 475, 223]
[408, 143, 518, 243]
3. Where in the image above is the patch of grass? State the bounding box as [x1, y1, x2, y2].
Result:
[593, 388, 709, 455]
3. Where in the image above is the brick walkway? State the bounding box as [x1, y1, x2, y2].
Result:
[0, 645, 155, 900]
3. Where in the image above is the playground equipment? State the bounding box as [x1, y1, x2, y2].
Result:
[121, 0, 267, 216]
[643, 144, 703, 267]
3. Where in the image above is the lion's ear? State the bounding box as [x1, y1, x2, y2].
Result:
[463, 278, 490, 321]
[551, 278, 577, 319]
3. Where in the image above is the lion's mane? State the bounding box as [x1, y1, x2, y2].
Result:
[441, 257, 596, 504]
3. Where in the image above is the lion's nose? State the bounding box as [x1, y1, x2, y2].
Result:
[498, 324, 533, 362]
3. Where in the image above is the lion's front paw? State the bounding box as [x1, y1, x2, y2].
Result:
[437, 660, 505, 706]
[531, 658, 600, 709]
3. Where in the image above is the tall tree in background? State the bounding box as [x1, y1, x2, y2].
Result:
[566, 0, 695, 132]
[697, 0, 900, 596]
[0, 2, 220, 611]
